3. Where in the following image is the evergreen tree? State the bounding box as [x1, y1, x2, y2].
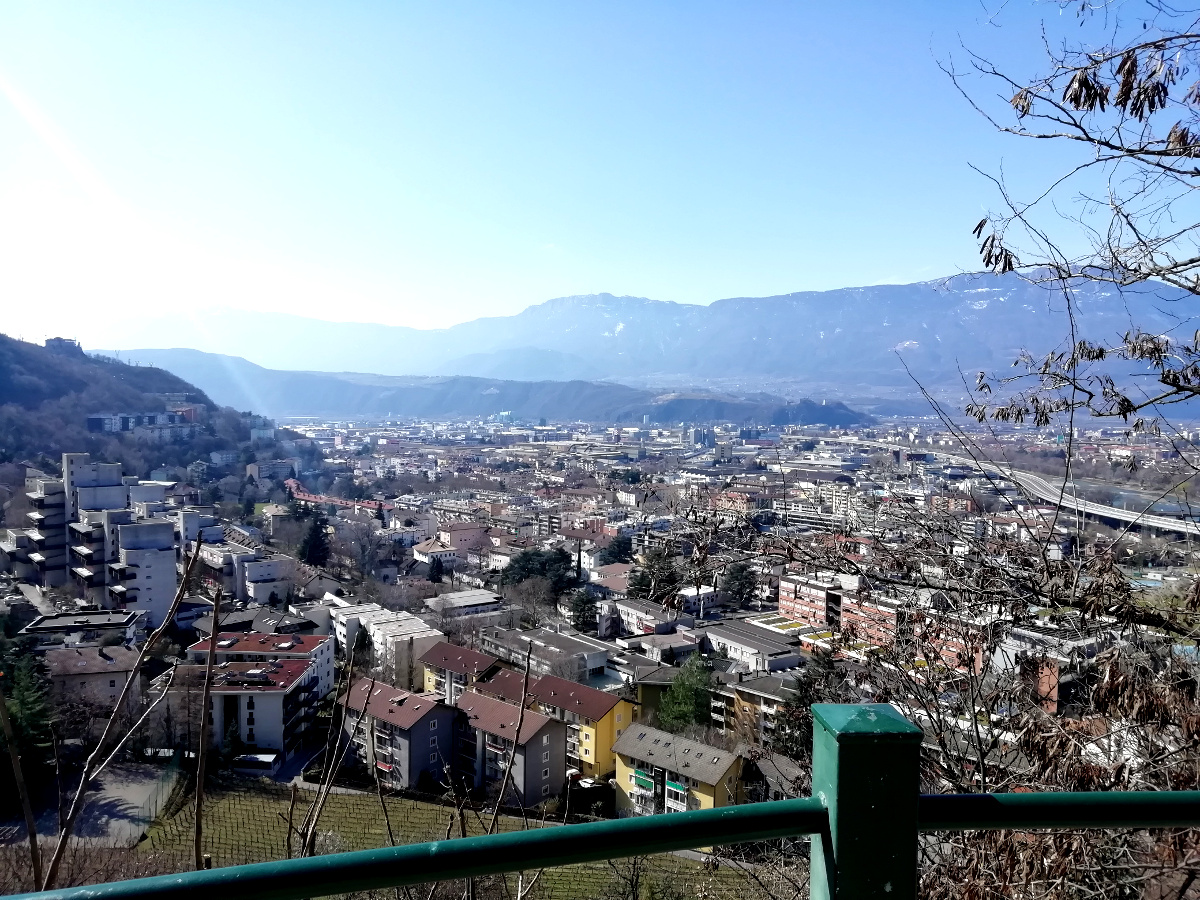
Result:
[597, 533, 633, 566]
[502, 548, 576, 595]
[656, 655, 711, 733]
[298, 516, 331, 567]
[772, 647, 848, 762]
[428, 557, 444, 583]
[721, 563, 758, 608]
[568, 590, 597, 631]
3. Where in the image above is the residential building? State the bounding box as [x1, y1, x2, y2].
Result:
[478, 626, 608, 682]
[107, 521, 178, 627]
[173, 660, 318, 759]
[20, 610, 142, 649]
[340, 679, 458, 791]
[44, 646, 141, 712]
[527, 674, 633, 779]
[613, 725, 744, 817]
[455, 691, 567, 803]
[420, 641, 500, 703]
[187, 632, 336, 700]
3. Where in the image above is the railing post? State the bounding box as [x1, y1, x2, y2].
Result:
[809, 703, 924, 900]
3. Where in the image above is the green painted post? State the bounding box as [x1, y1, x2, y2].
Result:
[810, 704, 924, 900]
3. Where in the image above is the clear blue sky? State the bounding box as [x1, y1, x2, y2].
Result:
[0, 1, 1077, 344]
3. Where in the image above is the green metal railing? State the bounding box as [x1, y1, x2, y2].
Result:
[11, 704, 1200, 900]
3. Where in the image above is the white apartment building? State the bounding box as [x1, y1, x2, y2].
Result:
[109, 522, 178, 628]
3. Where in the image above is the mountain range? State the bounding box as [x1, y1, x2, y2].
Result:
[102, 272, 1194, 392]
[94, 348, 870, 425]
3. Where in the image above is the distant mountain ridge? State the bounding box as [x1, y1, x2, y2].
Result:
[100, 273, 1193, 390]
[103, 348, 871, 425]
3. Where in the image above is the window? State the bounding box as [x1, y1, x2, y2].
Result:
[616, 713, 622, 723]
[429, 719, 437, 731]
[541, 785, 550, 796]
[430, 753, 438, 763]
[584, 749, 590, 757]
[542, 734, 549, 745]
[248, 730, 255, 742]
[248, 714, 255, 725]
[109, 680, 116, 688]
[542, 768, 550, 779]
[542, 751, 550, 763]
[247, 697, 255, 710]
[430, 736, 438, 747]
[628, 774, 636, 784]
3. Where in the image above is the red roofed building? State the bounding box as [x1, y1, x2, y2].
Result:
[420, 641, 500, 703]
[455, 692, 566, 803]
[169, 660, 318, 759]
[340, 679, 458, 791]
[186, 631, 335, 700]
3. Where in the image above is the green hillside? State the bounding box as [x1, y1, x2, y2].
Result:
[0, 334, 248, 475]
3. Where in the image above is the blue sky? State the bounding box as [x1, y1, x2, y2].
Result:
[0, 1, 1077, 345]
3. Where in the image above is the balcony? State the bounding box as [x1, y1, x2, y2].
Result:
[108, 562, 136, 582]
[15, 704, 1200, 900]
[71, 566, 101, 587]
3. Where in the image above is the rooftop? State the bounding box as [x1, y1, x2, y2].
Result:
[340, 679, 445, 730]
[187, 632, 331, 655]
[613, 724, 740, 787]
[455, 691, 554, 744]
[45, 646, 139, 677]
[419, 640, 499, 677]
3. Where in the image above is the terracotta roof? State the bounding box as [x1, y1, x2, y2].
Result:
[340, 679, 444, 730]
[455, 691, 554, 745]
[419, 641, 498, 677]
[473, 668, 534, 705]
[186, 632, 330, 655]
[529, 674, 620, 721]
[175, 660, 312, 693]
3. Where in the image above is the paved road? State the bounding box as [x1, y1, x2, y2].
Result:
[17, 583, 56, 616]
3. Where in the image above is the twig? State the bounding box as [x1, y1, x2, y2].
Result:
[41, 544, 202, 890]
[0, 680, 41, 886]
[194, 588, 224, 870]
[487, 646, 532, 836]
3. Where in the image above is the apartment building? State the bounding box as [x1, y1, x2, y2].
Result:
[420, 641, 500, 704]
[527, 674, 632, 779]
[455, 691, 566, 803]
[172, 660, 319, 759]
[44, 646, 141, 712]
[107, 521, 178, 627]
[613, 725, 743, 818]
[340, 680, 457, 791]
[187, 632, 335, 700]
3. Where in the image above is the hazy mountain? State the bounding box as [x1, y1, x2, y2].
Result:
[104, 348, 871, 425]
[100, 273, 1193, 391]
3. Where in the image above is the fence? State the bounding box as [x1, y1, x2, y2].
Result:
[107, 751, 185, 848]
[8, 704, 1200, 900]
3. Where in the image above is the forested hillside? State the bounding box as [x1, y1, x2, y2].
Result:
[0, 334, 248, 475]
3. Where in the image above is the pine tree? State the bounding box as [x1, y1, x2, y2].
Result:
[298, 516, 330, 567]
[428, 557, 444, 583]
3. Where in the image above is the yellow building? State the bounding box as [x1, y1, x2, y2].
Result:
[528, 674, 635, 779]
[472, 669, 635, 780]
[612, 725, 744, 817]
